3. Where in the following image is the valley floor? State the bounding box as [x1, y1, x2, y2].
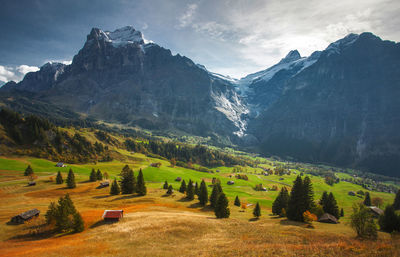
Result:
[1, 181, 399, 257]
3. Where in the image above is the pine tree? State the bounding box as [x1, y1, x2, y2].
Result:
[66, 169, 76, 189]
[96, 169, 103, 181]
[194, 182, 199, 196]
[45, 202, 57, 225]
[186, 179, 194, 200]
[325, 192, 340, 219]
[55, 194, 77, 232]
[179, 179, 187, 193]
[393, 190, 400, 210]
[287, 175, 305, 221]
[90, 168, 97, 182]
[234, 195, 241, 207]
[364, 192, 372, 206]
[199, 180, 208, 206]
[215, 192, 230, 218]
[303, 176, 315, 210]
[110, 179, 120, 195]
[167, 185, 173, 195]
[320, 191, 328, 207]
[210, 183, 222, 208]
[24, 165, 33, 176]
[136, 169, 147, 196]
[379, 205, 400, 233]
[340, 208, 344, 217]
[253, 202, 261, 218]
[163, 181, 169, 189]
[120, 166, 135, 194]
[56, 171, 63, 184]
[272, 187, 289, 216]
[72, 212, 85, 232]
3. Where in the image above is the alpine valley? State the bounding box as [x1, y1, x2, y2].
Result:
[1, 26, 400, 177]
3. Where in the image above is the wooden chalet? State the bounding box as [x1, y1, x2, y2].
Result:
[368, 206, 384, 218]
[318, 213, 339, 224]
[102, 210, 124, 222]
[11, 209, 40, 224]
[56, 162, 66, 167]
[98, 181, 110, 188]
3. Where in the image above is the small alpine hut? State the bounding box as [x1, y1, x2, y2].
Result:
[11, 209, 40, 224]
[102, 210, 124, 222]
[56, 162, 66, 167]
[227, 181, 235, 185]
[318, 213, 339, 224]
[175, 177, 182, 182]
[368, 206, 384, 218]
[98, 181, 110, 188]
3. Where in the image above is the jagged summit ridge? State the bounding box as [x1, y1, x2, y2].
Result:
[87, 26, 151, 47]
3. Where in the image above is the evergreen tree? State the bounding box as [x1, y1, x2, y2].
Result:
[320, 191, 328, 207]
[96, 169, 103, 181]
[89, 168, 97, 182]
[45, 202, 57, 225]
[24, 165, 33, 176]
[393, 190, 400, 210]
[163, 181, 169, 189]
[215, 192, 230, 218]
[120, 166, 135, 194]
[56, 171, 63, 184]
[72, 212, 85, 232]
[324, 192, 340, 219]
[66, 169, 76, 189]
[167, 185, 173, 195]
[199, 180, 208, 206]
[340, 208, 344, 217]
[379, 205, 400, 233]
[194, 182, 199, 196]
[179, 179, 187, 193]
[136, 169, 147, 196]
[234, 195, 241, 207]
[55, 194, 77, 232]
[186, 179, 194, 200]
[364, 192, 372, 206]
[253, 202, 261, 218]
[272, 187, 289, 216]
[303, 176, 315, 210]
[110, 178, 120, 195]
[210, 183, 222, 208]
[287, 175, 305, 221]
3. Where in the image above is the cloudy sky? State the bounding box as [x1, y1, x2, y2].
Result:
[0, 0, 399, 84]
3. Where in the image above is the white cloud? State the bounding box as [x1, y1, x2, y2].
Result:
[0, 65, 39, 84]
[177, 3, 198, 28]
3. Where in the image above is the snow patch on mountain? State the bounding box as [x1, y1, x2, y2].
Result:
[326, 33, 359, 56]
[211, 89, 249, 137]
[95, 26, 153, 48]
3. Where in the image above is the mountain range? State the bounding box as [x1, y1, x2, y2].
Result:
[1, 26, 399, 177]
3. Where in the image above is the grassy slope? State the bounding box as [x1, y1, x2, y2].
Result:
[0, 126, 399, 256]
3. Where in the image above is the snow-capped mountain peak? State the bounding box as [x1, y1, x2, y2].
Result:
[326, 33, 359, 55]
[88, 26, 152, 48]
[279, 50, 301, 64]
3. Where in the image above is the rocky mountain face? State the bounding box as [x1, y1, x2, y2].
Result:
[1, 26, 247, 140]
[2, 27, 400, 176]
[246, 33, 400, 176]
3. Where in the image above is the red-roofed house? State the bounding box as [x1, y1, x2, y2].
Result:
[102, 210, 123, 221]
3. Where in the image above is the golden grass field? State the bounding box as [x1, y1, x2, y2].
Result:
[1, 177, 400, 257]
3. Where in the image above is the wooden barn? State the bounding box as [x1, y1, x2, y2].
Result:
[98, 181, 110, 188]
[102, 210, 124, 222]
[368, 206, 384, 218]
[318, 213, 339, 224]
[11, 209, 40, 224]
[56, 162, 66, 167]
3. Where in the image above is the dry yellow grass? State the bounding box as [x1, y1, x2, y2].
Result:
[1, 180, 400, 256]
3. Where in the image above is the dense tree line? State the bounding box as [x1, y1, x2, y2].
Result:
[124, 139, 255, 168]
[0, 108, 112, 163]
